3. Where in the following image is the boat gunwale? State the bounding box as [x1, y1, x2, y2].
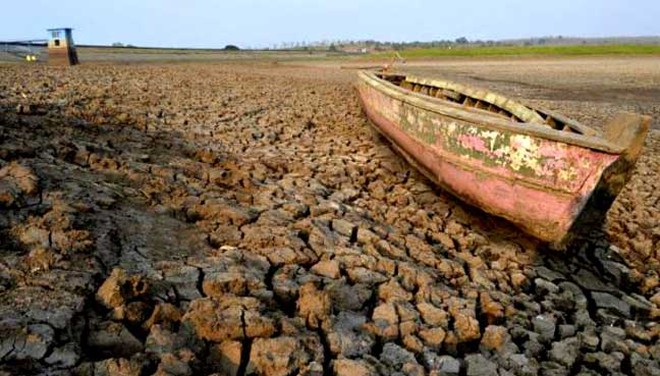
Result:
[358, 70, 623, 154]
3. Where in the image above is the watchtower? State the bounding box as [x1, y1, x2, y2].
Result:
[47, 28, 79, 66]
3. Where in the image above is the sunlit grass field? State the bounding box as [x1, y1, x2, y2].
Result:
[371, 44, 660, 59]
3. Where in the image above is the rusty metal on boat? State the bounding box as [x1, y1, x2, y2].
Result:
[356, 70, 650, 244]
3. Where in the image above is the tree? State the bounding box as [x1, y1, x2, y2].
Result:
[455, 37, 469, 44]
[224, 45, 240, 51]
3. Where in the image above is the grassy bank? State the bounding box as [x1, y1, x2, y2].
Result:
[370, 44, 660, 59]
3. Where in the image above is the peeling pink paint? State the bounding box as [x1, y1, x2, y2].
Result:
[538, 143, 569, 158]
[457, 134, 490, 154]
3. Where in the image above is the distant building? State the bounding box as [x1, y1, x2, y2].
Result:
[47, 28, 79, 66]
[342, 46, 370, 54]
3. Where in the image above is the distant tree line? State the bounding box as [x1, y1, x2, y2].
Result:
[267, 35, 660, 52]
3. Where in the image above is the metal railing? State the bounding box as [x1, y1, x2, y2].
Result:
[0, 40, 47, 62]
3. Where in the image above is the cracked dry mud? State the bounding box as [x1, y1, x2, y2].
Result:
[0, 58, 659, 376]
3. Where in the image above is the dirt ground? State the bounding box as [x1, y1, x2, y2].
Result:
[0, 56, 658, 376]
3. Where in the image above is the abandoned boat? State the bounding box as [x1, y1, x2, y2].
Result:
[357, 70, 650, 243]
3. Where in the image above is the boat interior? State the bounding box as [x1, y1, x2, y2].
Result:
[377, 73, 598, 136]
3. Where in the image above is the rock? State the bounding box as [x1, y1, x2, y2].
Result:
[437, 355, 461, 376]
[375, 239, 407, 260]
[333, 358, 378, 376]
[465, 354, 498, 376]
[510, 272, 528, 290]
[402, 335, 424, 353]
[346, 267, 388, 284]
[182, 297, 275, 341]
[26, 248, 58, 272]
[539, 361, 568, 376]
[632, 358, 660, 376]
[549, 337, 580, 367]
[572, 269, 616, 293]
[333, 219, 356, 238]
[96, 268, 149, 309]
[379, 279, 413, 302]
[535, 266, 565, 282]
[419, 327, 446, 349]
[625, 320, 653, 342]
[2, 286, 85, 330]
[327, 280, 372, 311]
[508, 354, 539, 376]
[423, 352, 461, 376]
[91, 357, 144, 376]
[18, 227, 50, 251]
[650, 292, 660, 307]
[403, 362, 426, 376]
[579, 331, 600, 351]
[622, 294, 655, 317]
[87, 321, 144, 358]
[249, 337, 311, 376]
[532, 315, 556, 343]
[0, 323, 55, 361]
[583, 352, 624, 373]
[297, 282, 331, 329]
[421, 349, 440, 370]
[145, 325, 179, 356]
[417, 302, 449, 327]
[0, 179, 19, 208]
[600, 326, 628, 353]
[114, 301, 151, 324]
[208, 341, 246, 376]
[523, 338, 545, 358]
[144, 303, 182, 331]
[573, 308, 596, 329]
[0, 163, 38, 208]
[45, 343, 79, 368]
[372, 303, 399, 340]
[480, 325, 510, 352]
[326, 312, 374, 357]
[272, 265, 301, 304]
[154, 350, 195, 376]
[399, 320, 418, 338]
[548, 290, 576, 311]
[558, 325, 576, 339]
[558, 282, 588, 310]
[596, 308, 621, 326]
[202, 267, 266, 299]
[356, 227, 378, 245]
[380, 342, 417, 370]
[161, 264, 202, 301]
[535, 278, 560, 294]
[591, 292, 631, 317]
[454, 312, 481, 343]
[479, 292, 504, 324]
[601, 261, 630, 286]
[311, 260, 341, 279]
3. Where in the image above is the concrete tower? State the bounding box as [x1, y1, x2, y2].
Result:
[47, 28, 79, 66]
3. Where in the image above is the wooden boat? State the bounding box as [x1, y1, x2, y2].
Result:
[356, 70, 650, 244]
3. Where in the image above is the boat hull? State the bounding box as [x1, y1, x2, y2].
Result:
[357, 71, 647, 243]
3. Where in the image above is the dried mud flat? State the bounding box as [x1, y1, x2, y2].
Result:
[0, 57, 658, 376]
